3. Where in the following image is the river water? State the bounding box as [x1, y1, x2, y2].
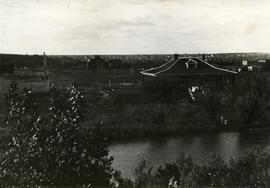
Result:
[109, 130, 270, 179]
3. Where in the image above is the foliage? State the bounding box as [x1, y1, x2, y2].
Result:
[98, 72, 270, 140]
[134, 161, 154, 187]
[122, 146, 270, 188]
[0, 62, 15, 74]
[142, 77, 187, 103]
[0, 83, 114, 187]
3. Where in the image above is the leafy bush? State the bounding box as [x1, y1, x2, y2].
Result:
[125, 146, 270, 188]
[0, 82, 114, 187]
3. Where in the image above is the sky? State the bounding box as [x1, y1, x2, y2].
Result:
[1, 0, 270, 55]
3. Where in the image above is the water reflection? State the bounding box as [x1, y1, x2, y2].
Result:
[217, 132, 240, 162]
[109, 130, 270, 179]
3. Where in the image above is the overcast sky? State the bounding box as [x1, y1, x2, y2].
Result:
[0, 0, 270, 55]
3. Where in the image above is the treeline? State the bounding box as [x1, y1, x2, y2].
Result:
[48, 55, 166, 70]
[0, 54, 43, 68]
[87, 55, 166, 70]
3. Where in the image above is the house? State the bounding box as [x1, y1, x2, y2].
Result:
[140, 55, 238, 89]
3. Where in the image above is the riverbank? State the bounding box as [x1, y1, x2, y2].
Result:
[1, 77, 270, 142]
[98, 95, 270, 141]
[117, 145, 270, 188]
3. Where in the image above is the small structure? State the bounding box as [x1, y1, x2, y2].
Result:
[242, 60, 248, 66]
[141, 56, 237, 89]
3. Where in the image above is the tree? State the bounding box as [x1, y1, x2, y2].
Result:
[1, 83, 46, 185]
[0, 83, 114, 186]
[46, 85, 113, 186]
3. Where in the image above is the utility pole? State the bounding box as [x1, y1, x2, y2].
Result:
[86, 57, 90, 70]
[43, 52, 47, 80]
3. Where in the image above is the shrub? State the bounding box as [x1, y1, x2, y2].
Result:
[0, 83, 114, 187]
[127, 146, 270, 188]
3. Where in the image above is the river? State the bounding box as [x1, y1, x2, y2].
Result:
[109, 130, 270, 179]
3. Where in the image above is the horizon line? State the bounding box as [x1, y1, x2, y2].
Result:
[1, 51, 270, 56]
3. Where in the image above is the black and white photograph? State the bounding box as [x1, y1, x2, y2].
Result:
[0, 0, 270, 187]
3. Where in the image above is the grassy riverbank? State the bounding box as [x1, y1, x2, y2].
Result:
[1, 73, 270, 142]
[84, 73, 270, 140]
